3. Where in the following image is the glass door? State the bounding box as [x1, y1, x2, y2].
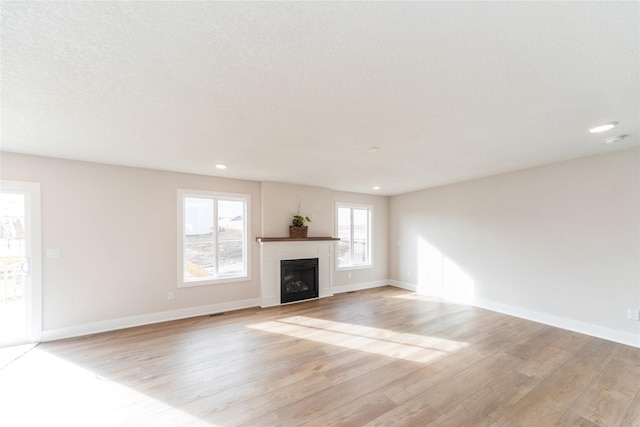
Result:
[0, 181, 41, 347]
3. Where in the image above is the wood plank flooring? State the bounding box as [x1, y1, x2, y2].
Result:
[1, 286, 639, 426]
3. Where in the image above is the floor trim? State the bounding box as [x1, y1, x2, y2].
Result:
[41, 298, 261, 342]
[388, 280, 639, 348]
[333, 280, 389, 294]
[41, 280, 639, 348]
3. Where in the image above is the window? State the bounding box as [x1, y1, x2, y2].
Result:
[178, 189, 250, 287]
[336, 203, 372, 269]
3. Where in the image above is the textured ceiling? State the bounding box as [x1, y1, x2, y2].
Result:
[1, 1, 638, 195]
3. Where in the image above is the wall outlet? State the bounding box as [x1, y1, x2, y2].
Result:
[628, 309, 640, 321]
[348, 272, 352, 279]
[168, 292, 175, 301]
[46, 248, 61, 258]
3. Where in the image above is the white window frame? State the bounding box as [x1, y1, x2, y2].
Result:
[177, 189, 251, 287]
[335, 202, 373, 271]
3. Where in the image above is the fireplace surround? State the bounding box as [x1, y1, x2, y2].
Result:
[257, 237, 338, 307]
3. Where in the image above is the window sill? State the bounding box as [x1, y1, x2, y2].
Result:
[178, 274, 250, 288]
[336, 264, 373, 272]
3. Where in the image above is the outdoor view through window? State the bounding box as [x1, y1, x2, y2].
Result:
[337, 205, 371, 268]
[183, 195, 246, 283]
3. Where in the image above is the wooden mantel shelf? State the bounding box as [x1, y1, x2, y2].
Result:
[256, 237, 340, 243]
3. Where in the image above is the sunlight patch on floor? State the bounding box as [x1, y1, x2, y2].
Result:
[0, 346, 215, 427]
[248, 316, 468, 363]
[0, 343, 36, 369]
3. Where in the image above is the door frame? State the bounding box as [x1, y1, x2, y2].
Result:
[0, 180, 42, 343]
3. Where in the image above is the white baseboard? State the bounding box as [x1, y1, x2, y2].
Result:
[472, 298, 640, 349]
[386, 281, 639, 348]
[333, 280, 389, 294]
[42, 281, 639, 349]
[319, 288, 334, 299]
[387, 280, 417, 292]
[41, 298, 261, 342]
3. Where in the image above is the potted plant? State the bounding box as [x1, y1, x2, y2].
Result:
[290, 214, 312, 238]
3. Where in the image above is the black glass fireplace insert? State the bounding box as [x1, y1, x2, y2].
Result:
[281, 258, 319, 304]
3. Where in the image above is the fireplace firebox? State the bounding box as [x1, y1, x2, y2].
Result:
[281, 258, 319, 304]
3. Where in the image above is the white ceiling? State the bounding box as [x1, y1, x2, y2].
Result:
[1, 1, 638, 195]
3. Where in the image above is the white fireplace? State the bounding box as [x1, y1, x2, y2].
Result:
[257, 238, 338, 307]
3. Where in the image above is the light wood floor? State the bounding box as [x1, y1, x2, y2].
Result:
[1, 286, 639, 426]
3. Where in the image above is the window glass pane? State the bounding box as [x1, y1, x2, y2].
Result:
[337, 207, 352, 266]
[338, 240, 351, 266]
[184, 197, 214, 280]
[338, 207, 351, 222]
[217, 199, 244, 275]
[337, 204, 371, 268]
[353, 208, 369, 264]
[337, 207, 351, 239]
[179, 190, 250, 287]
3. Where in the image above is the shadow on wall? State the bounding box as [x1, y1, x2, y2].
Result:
[417, 236, 475, 303]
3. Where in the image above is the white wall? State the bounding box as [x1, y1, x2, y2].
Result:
[1, 153, 262, 335]
[390, 148, 640, 346]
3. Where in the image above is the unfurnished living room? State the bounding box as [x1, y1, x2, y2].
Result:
[0, 1, 639, 426]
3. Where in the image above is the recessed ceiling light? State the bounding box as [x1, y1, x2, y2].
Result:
[368, 147, 381, 153]
[372, 186, 381, 190]
[589, 122, 618, 133]
[215, 164, 227, 170]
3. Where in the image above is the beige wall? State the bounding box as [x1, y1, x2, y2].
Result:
[0, 154, 391, 336]
[390, 148, 640, 342]
[261, 182, 390, 289]
[331, 190, 389, 289]
[1, 153, 262, 332]
[4, 148, 636, 345]
[261, 181, 333, 237]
